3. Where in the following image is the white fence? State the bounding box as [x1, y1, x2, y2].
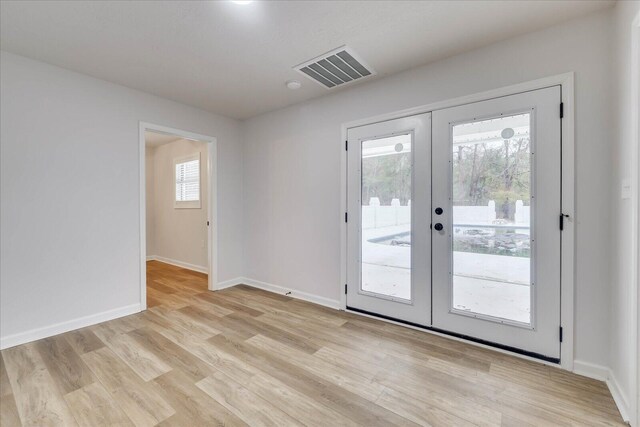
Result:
[514, 200, 530, 224]
[362, 198, 411, 230]
[453, 200, 496, 224]
[362, 198, 530, 229]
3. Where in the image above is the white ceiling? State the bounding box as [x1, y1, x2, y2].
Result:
[145, 131, 181, 148]
[1, 1, 613, 120]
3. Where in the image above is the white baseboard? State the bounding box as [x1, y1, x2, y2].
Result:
[0, 303, 141, 350]
[573, 360, 609, 381]
[216, 277, 245, 290]
[212, 276, 340, 310]
[239, 277, 341, 310]
[607, 371, 630, 423]
[573, 360, 629, 422]
[147, 255, 208, 274]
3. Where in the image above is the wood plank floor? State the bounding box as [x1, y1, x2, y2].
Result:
[0, 260, 625, 426]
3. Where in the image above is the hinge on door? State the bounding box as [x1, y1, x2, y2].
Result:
[560, 102, 564, 119]
[559, 326, 563, 342]
[345, 284, 348, 294]
[559, 213, 569, 230]
[345, 212, 348, 223]
[345, 140, 348, 151]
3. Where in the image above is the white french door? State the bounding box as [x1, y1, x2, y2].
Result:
[432, 86, 561, 360]
[346, 113, 432, 326]
[346, 86, 562, 360]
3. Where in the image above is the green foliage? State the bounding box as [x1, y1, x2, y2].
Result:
[360, 133, 531, 222]
[362, 152, 411, 205]
[453, 138, 530, 220]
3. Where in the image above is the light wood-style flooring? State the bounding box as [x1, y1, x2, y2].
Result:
[0, 260, 625, 426]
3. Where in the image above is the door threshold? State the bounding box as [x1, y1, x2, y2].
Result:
[346, 306, 560, 364]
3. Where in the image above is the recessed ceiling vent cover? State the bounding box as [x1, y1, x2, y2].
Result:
[293, 46, 376, 89]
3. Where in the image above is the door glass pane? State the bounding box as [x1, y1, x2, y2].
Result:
[361, 134, 412, 300]
[451, 113, 531, 324]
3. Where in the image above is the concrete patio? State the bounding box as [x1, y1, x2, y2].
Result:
[361, 224, 531, 323]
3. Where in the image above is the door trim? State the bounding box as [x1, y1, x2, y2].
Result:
[631, 11, 640, 427]
[340, 72, 575, 371]
[139, 122, 219, 311]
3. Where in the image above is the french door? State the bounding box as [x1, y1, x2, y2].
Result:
[347, 86, 562, 360]
[346, 113, 432, 325]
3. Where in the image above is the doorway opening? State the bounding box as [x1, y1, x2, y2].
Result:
[139, 123, 218, 310]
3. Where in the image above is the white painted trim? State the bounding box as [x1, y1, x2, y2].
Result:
[573, 360, 610, 381]
[559, 74, 576, 373]
[0, 303, 141, 350]
[609, 371, 631, 423]
[211, 276, 341, 309]
[340, 72, 576, 371]
[140, 122, 219, 311]
[207, 134, 219, 292]
[238, 277, 341, 310]
[216, 277, 246, 290]
[631, 12, 640, 427]
[139, 123, 147, 309]
[342, 73, 573, 130]
[572, 361, 630, 422]
[340, 123, 348, 312]
[147, 256, 208, 275]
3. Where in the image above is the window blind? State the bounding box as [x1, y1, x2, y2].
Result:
[175, 159, 200, 202]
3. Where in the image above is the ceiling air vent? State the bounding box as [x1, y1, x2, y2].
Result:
[293, 46, 376, 89]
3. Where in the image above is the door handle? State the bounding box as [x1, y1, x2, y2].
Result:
[434, 223, 444, 231]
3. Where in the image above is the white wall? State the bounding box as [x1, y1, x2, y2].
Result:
[0, 51, 243, 347]
[148, 139, 209, 270]
[610, 1, 640, 424]
[243, 10, 614, 368]
[145, 146, 156, 256]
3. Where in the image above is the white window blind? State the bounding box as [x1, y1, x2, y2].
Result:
[174, 154, 201, 208]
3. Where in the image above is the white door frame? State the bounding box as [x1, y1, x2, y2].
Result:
[340, 72, 575, 371]
[139, 122, 218, 310]
[631, 11, 640, 427]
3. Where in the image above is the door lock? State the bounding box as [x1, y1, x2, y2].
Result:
[434, 223, 444, 231]
[435, 207, 443, 215]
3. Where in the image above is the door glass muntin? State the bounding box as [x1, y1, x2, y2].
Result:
[359, 132, 414, 303]
[448, 110, 536, 328]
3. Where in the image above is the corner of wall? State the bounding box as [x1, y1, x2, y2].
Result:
[608, 2, 640, 425]
[239, 122, 247, 281]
